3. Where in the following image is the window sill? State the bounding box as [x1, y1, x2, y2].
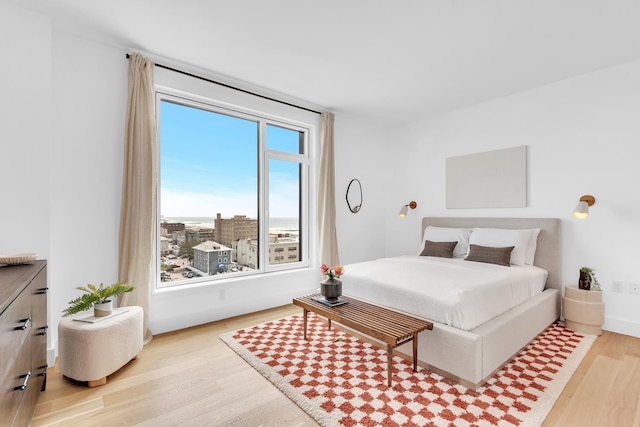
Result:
[152, 265, 315, 296]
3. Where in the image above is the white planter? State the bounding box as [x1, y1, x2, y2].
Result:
[94, 300, 113, 317]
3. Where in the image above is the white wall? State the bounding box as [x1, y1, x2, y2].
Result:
[334, 113, 388, 266]
[49, 31, 128, 356]
[0, 2, 53, 364]
[0, 3, 51, 258]
[382, 60, 640, 337]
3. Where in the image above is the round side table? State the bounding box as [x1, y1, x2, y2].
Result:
[563, 285, 604, 335]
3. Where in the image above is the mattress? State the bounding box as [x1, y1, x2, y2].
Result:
[341, 255, 548, 331]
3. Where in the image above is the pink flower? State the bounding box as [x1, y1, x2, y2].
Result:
[320, 264, 330, 275]
[321, 264, 344, 279]
[333, 265, 344, 278]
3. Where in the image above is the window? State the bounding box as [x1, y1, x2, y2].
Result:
[156, 91, 310, 288]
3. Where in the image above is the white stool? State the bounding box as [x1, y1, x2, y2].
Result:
[58, 306, 143, 387]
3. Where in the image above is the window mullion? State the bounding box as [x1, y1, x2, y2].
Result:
[258, 120, 268, 273]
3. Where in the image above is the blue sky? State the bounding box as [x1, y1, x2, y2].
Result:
[160, 100, 301, 218]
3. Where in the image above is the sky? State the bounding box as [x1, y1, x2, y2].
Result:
[160, 100, 302, 219]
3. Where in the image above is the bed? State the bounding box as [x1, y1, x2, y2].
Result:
[341, 217, 561, 389]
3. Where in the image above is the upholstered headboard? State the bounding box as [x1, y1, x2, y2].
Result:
[421, 217, 561, 290]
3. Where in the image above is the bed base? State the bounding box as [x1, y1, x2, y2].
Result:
[392, 288, 560, 389]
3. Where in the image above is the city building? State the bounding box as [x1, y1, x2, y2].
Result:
[174, 230, 186, 245]
[160, 221, 185, 236]
[186, 228, 215, 242]
[269, 233, 299, 265]
[233, 234, 299, 269]
[192, 240, 232, 275]
[159, 236, 172, 256]
[232, 238, 258, 269]
[215, 213, 257, 247]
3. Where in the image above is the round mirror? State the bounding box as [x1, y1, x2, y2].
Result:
[346, 179, 363, 213]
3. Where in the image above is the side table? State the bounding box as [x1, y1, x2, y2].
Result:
[58, 306, 143, 387]
[563, 285, 604, 335]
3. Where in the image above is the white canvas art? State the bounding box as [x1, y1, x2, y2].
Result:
[446, 145, 527, 208]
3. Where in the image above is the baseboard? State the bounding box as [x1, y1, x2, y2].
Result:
[604, 316, 640, 338]
[47, 346, 56, 369]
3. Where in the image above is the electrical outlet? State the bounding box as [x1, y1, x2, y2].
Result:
[612, 281, 624, 293]
[630, 283, 640, 295]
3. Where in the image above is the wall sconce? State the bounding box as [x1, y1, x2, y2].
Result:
[398, 201, 417, 217]
[573, 195, 595, 219]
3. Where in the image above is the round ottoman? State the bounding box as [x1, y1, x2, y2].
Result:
[58, 305, 143, 387]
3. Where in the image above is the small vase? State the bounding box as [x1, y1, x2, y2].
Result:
[578, 271, 591, 290]
[94, 300, 113, 317]
[320, 278, 342, 302]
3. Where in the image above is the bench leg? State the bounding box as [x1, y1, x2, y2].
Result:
[387, 344, 393, 387]
[303, 309, 308, 340]
[413, 333, 418, 372]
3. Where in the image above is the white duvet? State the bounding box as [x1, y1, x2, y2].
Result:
[341, 255, 548, 331]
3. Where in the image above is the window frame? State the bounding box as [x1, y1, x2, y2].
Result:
[154, 89, 312, 290]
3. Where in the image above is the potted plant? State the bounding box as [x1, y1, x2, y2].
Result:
[62, 282, 135, 317]
[578, 266, 601, 291]
[320, 264, 344, 302]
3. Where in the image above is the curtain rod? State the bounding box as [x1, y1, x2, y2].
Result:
[125, 53, 321, 115]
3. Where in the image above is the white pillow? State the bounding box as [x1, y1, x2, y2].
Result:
[525, 228, 541, 265]
[468, 228, 532, 266]
[422, 226, 473, 259]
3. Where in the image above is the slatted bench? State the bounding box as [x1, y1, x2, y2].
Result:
[293, 294, 433, 387]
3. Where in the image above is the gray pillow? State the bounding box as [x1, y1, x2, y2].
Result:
[464, 244, 514, 266]
[420, 240, 457, 258]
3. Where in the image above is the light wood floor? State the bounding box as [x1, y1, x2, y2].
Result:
[32, 304, 640, 427]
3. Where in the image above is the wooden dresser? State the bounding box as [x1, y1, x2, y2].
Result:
[0, 260, 48, 426]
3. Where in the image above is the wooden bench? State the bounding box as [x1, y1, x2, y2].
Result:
[293, 294, 433, 387]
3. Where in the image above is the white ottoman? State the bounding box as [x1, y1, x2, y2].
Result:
[58, 306, 143, 387]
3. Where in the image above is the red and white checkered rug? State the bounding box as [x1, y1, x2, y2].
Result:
[221, 314, 595, 427]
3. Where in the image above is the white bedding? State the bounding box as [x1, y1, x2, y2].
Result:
[341, 255, 548, 331]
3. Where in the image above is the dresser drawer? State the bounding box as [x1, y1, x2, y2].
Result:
[0, 339, 32, 426]
[0, 260, 47, 426]
[0, 290, 31, 384]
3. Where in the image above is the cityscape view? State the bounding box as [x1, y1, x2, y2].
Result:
[159, 215, 300, 284]
[158, 96, 306, 285]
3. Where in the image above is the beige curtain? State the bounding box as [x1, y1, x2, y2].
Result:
[118, 53, 157, 343]
[317, 112, 340, 267]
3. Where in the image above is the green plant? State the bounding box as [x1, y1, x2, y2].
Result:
[62, 282, 135, 316]
[580, 266, 601, 291]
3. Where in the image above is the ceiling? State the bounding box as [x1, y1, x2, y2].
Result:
[9, 0, 640, 125]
